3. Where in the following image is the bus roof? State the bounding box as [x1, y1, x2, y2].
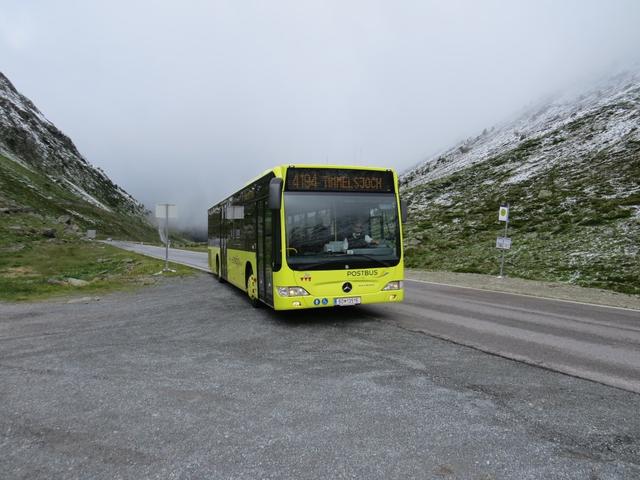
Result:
[211, 164, 397, 209]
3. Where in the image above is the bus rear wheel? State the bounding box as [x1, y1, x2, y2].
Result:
[215, 256, 224, 283]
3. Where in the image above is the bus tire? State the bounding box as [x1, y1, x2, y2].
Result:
[216, 256, 224, 283]
[245, 265, 260, 308]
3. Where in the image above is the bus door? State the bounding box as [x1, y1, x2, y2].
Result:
[257, 199, 274, 305]
[220, 204, 228, 280]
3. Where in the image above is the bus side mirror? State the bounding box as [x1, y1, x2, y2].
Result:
[400, 199, 408, 223]
[268, 178, 283, 210]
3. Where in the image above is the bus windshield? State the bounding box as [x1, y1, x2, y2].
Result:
[284, 192, 400, 270]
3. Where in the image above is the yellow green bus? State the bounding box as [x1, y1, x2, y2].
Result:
[207, 165, 405, 310]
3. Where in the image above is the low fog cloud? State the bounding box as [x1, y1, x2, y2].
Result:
[2, 0, 639, 229]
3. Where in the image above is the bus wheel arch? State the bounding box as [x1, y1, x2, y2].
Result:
[245, 262, 260, 308]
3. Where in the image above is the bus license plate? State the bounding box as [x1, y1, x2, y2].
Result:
[335, 297, 361, 306]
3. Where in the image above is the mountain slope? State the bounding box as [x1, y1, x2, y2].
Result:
[400, 70, 640, 294]
[0, 71, 154, 240]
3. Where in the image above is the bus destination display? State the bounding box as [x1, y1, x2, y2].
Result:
[285, 168, 394, 193]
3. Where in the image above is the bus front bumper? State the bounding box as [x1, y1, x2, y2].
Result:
[272, 289, 404, 310]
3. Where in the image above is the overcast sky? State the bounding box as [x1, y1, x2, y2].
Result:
[2, 0, 639, 228]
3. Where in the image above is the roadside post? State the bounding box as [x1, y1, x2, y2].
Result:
[497, 203, 510, 278]
[155, 203, 177, 273]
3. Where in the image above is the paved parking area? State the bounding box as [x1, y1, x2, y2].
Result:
[1, 274, 639, 479]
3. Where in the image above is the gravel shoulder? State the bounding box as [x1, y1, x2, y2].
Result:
[406, 269, 640, 310]
[2, 274, 640, 479]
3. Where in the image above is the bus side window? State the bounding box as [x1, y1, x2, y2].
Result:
[244, 201, 256, 251]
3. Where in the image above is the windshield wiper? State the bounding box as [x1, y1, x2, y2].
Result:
[288, 261, 341, 270]
[288, 252, 394, 270]
[347, 253, 393, 267]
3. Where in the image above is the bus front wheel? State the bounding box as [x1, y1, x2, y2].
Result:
[246, 267, 260, 308]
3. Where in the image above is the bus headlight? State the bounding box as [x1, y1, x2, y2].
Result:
[277, 286, 310, 297]
[382, 281, 403, 291]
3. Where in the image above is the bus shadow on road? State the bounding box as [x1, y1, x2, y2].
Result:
[263, 305, 379, 327]
[210, 277, 381, 326]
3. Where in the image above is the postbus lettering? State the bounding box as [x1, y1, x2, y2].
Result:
[347, 269, 379, 277]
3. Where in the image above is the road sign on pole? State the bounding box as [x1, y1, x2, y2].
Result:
[496, 236, 512, 249]
[155, 203, 177, 273]
[498, 204, 509, 222]
[155, 204, 177, 219]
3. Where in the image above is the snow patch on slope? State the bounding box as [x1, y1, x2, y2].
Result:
[403, 69, 640, 188]
[62, 179, 112, 212]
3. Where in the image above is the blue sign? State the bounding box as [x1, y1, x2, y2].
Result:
[321, 298, 328, 305]
[313, 298, 320, 306]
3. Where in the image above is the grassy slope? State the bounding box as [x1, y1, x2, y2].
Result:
[0, 239, 193, 302]
[402, 136, 640, 295]
[0, 154, 195, 301]
[0, 154, 157, 241]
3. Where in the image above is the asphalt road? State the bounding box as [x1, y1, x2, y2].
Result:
[111, 241, 640, 394]
[2, 274, 640, 479]
[110, 241, 210, 272]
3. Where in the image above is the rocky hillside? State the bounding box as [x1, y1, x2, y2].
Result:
[0, 71, 155, 241]
[401, 69, 640, 294]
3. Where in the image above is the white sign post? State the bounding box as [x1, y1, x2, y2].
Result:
[155, 204, 177, 272]
[497, 203, 510, 278]
[496, 236, 512, 250]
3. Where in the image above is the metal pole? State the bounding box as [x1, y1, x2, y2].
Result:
[165, 204, 169, 271]
[499, 203, 509, 278]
